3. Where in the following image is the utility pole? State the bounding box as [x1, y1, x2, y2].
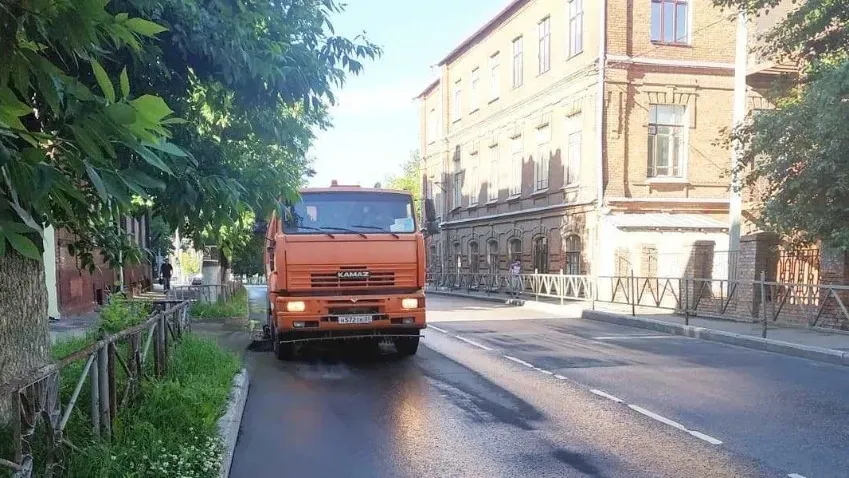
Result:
[729, 10, 748, 257]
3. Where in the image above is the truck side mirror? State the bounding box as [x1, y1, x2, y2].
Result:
[253, 219, 268, 236]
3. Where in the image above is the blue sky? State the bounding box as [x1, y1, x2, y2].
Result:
[308, 1, 508, 187]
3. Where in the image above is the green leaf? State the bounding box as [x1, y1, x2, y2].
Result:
[134, 146, 174, 175]
[107, 103, 136, 124]
[123, 169, 165, 190]
[125, 18, 168, 37]
[115, 12, 129, 22]
[0, 232, 6, 256]
[91, 59, 115, 103]
[130, 95, 173, 122]
[145, 140, 187, 157]
[6, 232, 40, 260]
[119, 67, 130, 99]
[0, 87, 32, 116]
[84, 163, 108, 201]
[161, 117, 188, 125]
[70, 125, 103, 162]
[0, 221, 34, 234]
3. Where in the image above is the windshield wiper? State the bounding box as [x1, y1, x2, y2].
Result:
[321, 227, 368, 239]
[293, 226, 335, 238]
[350, 225, 400, 239]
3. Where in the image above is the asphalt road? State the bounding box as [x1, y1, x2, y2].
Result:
[228, 289, 848, 478]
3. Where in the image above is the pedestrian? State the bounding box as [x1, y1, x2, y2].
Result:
[160, 259, 173, 292]
[509, 258, 522, 298]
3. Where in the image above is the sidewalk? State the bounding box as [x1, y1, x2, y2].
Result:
[427, 288, 849, 367]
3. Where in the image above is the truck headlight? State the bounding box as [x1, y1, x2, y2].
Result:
[286, 301, 306, 312]
[401, 298, 419, 310]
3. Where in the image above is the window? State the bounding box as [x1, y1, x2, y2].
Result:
[489, 53, 500, 101]
[512, 37, 523, 88]
[538, 17, 551, 74]
[647, 105, 687, 178]
[487, 240, 499, 274]
[453, 242, 462, 271]
[509, 239, 522, 263]
[452, 171, 463, 208]
[428, 108, 437, 143]
[568, 0, 583, 56]
[533, 236, 549, 274]
[470, 68, 480, 111]
[452, 80, 462, 122]
[564, 235, 582, 275]
[428, 245, 437, 269]
[488, 145, 499, 202]
[535, 125, 550, 190]
[468, 153, 479, 206]
[651, 0, 689, 44]
[283, 192, 417, 234]
[469, 241, 480, 274]
[566, 130, 581, 185]
[510, 136, 523, 196]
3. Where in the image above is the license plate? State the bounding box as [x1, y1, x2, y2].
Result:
[337, 315, 373, 324]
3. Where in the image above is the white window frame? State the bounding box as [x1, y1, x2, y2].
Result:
[452, 79, 462, 122]
[428, 108, 437, 144]
[566, 129, 581, 186]
[568, 0, 583, 57]
[510, 136, 523, 196]
[488, 144, 499, 202]
[538, 17, 551, 75]
[512, 37, 523, 88]
[489, 53, 500, 101]
[470, 68, 480, 112]
[647, 104, 688, 179]
[535, 125, 550, 191]
[650, 0, 691, 45]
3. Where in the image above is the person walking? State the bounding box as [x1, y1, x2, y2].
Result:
[509, 258, 522, 298]
[160, 259, 173, 292]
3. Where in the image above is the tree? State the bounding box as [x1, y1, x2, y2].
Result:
[385, 151, 422, 220]
[713, 0, 849, 249]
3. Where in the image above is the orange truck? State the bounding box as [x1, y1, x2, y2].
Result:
[259, 182, 436, 359]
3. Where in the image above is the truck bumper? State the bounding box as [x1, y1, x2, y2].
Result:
[273, 293, 426, 342]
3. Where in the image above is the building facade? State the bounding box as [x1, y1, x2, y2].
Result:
[419, 0, 747, 279]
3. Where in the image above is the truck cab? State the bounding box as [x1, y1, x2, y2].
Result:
[263, 183, 427, 359]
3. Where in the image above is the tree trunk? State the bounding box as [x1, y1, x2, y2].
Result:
[0, 249, 51, 422]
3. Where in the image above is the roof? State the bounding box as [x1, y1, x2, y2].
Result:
[415, 79, 440, 100]
[607, 214, 728, 231]
[437, 0, 528, 66]
[299, 187, 412, 196]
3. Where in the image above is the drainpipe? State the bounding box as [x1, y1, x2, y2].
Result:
[595, 0, 607, 278]
[728, 10, 748, 258]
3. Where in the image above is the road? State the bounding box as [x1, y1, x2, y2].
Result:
[228, 289, 849, 478]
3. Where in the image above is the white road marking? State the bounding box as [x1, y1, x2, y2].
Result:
[593, 335, 677, 340]
[590, 389, 624, 403]
[453, 335, 494, 351]
[788, 474, 808, 478]
[429, 326, 448, 333]
[504, 355, 535, 368]
[628, 405, 723, 445]
[554, 374, 569, 380]
[536, 369, 554, 375]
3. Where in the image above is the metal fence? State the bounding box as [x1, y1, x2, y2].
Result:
[166, 281, 242, 302]
[0, 301, 192, 477]
[426, 272, 849, 333]
[234, 274, 266, 285]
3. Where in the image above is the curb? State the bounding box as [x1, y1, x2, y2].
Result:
[217, 368, 250, 478]
[428, 289, 849, 367]
[582, 310, 849, 367]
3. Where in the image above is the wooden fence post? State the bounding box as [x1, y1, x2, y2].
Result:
[97, 347, 110, 438]
[89, 354, 100, 438]
[153, 320, 163, 378]
[107, 343, 117, 429]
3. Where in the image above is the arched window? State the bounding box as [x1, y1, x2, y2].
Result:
[453, 242, 461, 271]
[428, 245, 438, 269]
[533, 236, 549, 274]
[487, 239, 499, 274]
[509, 238, 522, 264]
[469, 241, 480, 274]
[564, 235, 582, 275]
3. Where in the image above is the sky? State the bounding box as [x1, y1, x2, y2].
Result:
[307, 1, 509, 187]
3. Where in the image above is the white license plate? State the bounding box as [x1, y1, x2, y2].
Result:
[337, 315, 373, 324]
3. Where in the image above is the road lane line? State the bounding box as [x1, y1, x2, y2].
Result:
[593, 335, 677, 340]
[554, 374, 569, 380]
[536, 369, 554, 375]
[504, 355, 535, 368]
[788, 474, 807, 478]
[429, 326, 448, 333]
[453, 335, 494, 351]
[590, 389, 624, 403]
[628, 405, 723, 445]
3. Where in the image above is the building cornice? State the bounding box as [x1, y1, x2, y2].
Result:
[440, 201, 595, 227]
[607, 55, 735, 71]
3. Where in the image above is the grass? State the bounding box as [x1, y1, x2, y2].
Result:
[190, 287, 248, 320]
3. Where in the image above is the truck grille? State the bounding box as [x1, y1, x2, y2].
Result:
[310, 271, 395, 288]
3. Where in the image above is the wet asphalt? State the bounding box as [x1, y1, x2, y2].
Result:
[219, 287, 847, 478]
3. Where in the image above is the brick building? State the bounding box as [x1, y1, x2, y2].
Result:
[418, 0, 752, 278]
[43, 215, 152, 319]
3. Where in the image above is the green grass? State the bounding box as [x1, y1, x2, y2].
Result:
[190, 288, 248, 320]
[65, 335, 240, 478]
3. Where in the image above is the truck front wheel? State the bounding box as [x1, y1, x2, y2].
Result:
[394, 336, 419, 357]
[272, 326, 295, 361]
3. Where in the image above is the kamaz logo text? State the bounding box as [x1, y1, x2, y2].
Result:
[338, 271, 370, 279]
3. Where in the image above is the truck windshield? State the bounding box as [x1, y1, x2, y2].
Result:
[283, 191, 417, 235]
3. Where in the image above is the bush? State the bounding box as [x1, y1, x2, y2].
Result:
[190, 288, 248, 320]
